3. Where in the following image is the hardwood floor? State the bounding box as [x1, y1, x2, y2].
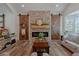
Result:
[61, 45, 72, 56]
[0, 40, 72, 56]
[49, 42, 72, 56]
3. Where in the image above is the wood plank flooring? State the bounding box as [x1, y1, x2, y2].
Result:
[49, 42, 72, 56]
[0, 40, 72, 56]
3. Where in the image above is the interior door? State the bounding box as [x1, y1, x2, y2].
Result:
[19, 14, 29, 40]
[51, 15, 60, 40]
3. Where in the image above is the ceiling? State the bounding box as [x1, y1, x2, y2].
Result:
[0, 3, 69, 15]
[0, 3, 12, 14]
[9, 3, 69, 15]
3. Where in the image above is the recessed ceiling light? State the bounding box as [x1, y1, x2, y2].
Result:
[21, 4, 24, 7]
[56, 4, 59, 7]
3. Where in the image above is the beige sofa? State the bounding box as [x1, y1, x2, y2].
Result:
[61, 34, 79, 55]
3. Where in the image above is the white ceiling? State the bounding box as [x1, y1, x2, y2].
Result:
[0, 3, 12, 14]
[0, 3, 69, 15]
[9, 3, 68, 15]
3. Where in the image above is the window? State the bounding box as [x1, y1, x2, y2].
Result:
[75, 15, 79, 33]
[64, 15, 75, 33]
[64, 13, 79, 34]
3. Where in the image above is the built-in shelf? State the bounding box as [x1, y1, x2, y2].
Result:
[31, 24, 49, 29]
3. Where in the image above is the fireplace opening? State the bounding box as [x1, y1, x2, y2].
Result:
[32, 32, 48, 37]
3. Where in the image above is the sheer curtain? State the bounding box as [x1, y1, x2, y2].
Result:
[64, 15, 75, 34]
[64, 14, 79, 34]
[75, 15, 79, 33]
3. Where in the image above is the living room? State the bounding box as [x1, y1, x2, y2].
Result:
[0, 3, 79, 56]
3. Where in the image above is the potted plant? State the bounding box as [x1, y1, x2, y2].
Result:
[38, 32, 45, 40]
[10, 33, 16, 37]
[10, 33, 16, 40]
[4, 32, 16, 42]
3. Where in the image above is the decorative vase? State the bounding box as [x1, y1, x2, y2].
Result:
[37, 20, 42, 26]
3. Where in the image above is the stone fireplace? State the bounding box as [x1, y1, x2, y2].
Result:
[29, 11, 51, 40]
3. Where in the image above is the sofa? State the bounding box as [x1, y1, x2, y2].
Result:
[61, 34, 79, 55]
[0, 28, 10, 50]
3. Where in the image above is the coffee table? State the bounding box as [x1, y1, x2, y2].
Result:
[33, 40, 49, 56]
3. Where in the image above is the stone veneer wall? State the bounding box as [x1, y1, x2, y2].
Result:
[29, 11, 51, 40]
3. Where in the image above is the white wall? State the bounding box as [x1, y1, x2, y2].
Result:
[5, 12, 19, 40]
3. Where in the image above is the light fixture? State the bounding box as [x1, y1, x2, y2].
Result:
[21, 4, 25, 7]
[56, 4, 59, 7]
